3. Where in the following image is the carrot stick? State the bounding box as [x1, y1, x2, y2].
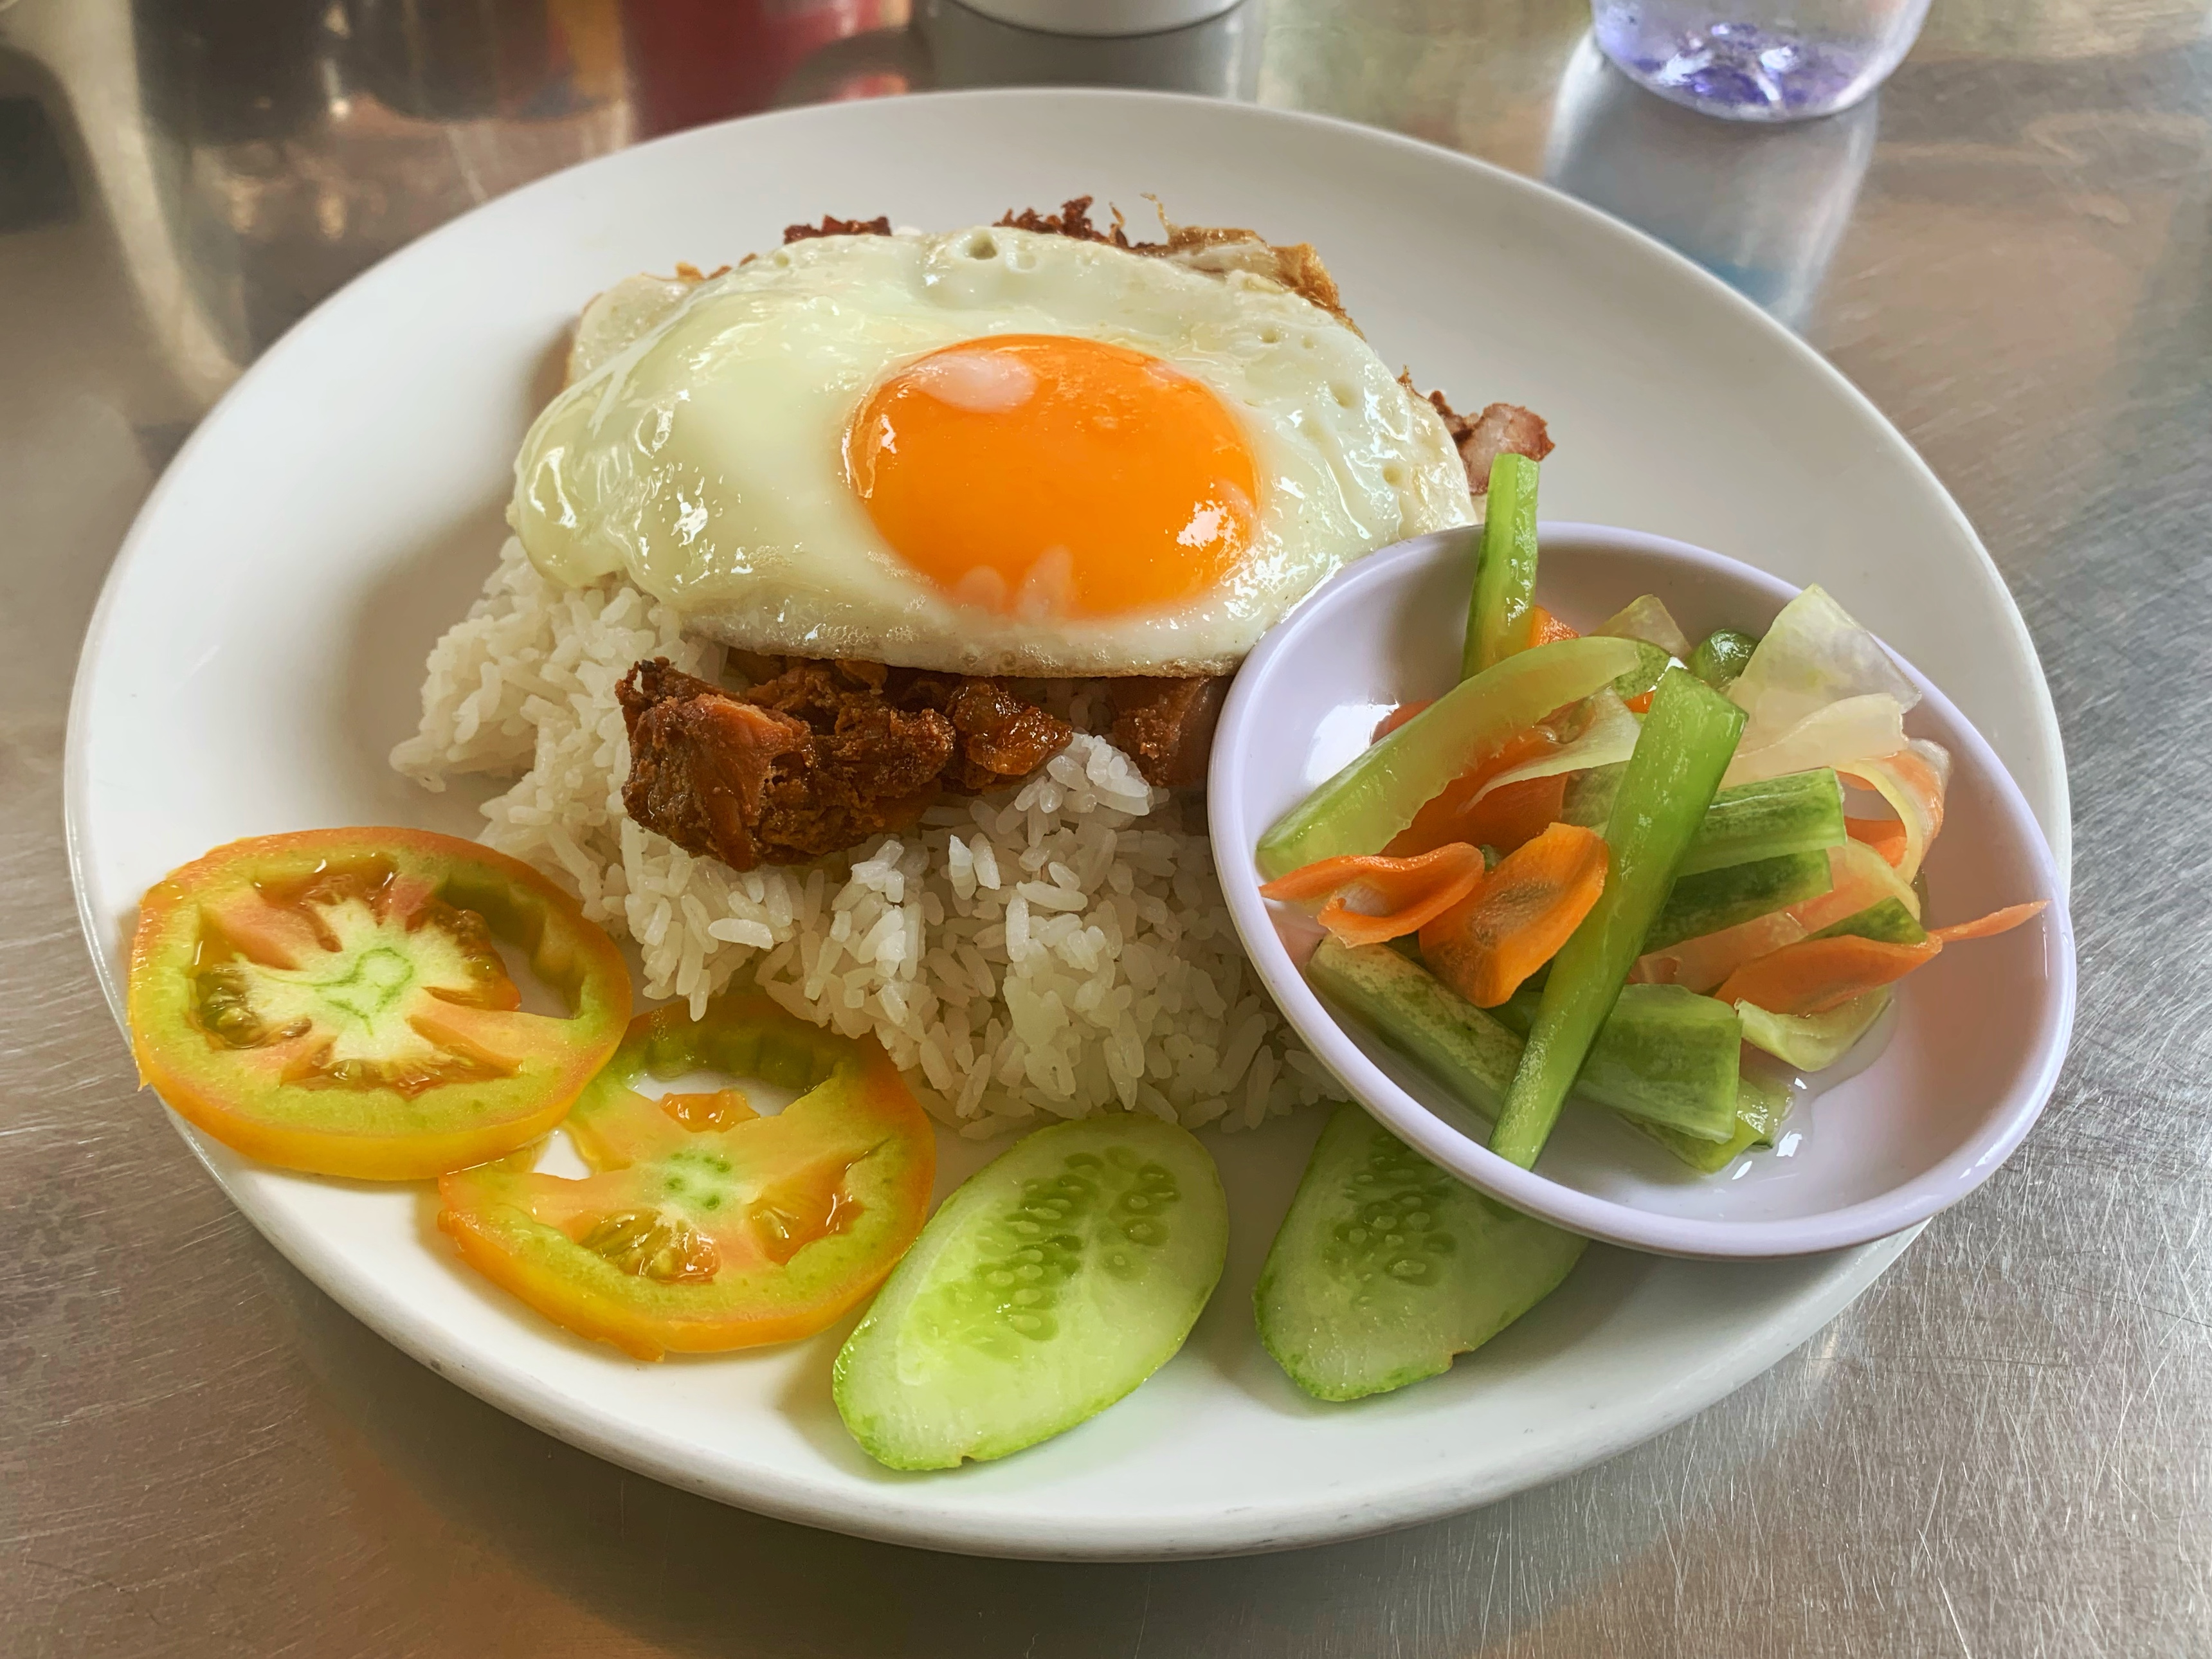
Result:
[1418, 822, 1609, 1006]
[1717, 898, 2047, 1015]
[1259, 842, 1489, 946]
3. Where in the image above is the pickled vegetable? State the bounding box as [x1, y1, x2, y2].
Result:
[1256, 635, 1643, 879]
[1491, 669, 1745, 1168]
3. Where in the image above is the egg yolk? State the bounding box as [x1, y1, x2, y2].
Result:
[845, 334, 1258, 620]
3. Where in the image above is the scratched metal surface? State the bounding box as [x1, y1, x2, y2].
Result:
[2, 0, 2204, 1653]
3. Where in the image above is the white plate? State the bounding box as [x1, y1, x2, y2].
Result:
[1210, 526, 2074, 1257]
[65, 89, 2065, 1559]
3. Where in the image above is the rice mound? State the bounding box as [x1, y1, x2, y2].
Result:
[392, 539, 1338, 1138]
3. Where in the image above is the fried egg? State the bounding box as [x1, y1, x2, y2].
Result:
[512, 226, 1473, 676]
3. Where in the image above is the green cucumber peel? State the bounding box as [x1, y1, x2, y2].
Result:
[1809, 897, 1927, 945]
[1611, 646, 1673, 703]
[832, 1116, 1226, 1471]
[1643, 850, 1834, 954]
[1465, 452, 1539, 677]
[1737, 989, 1892, 1071]
[1256, 634, 1643, 880]
[1255, 1102, 1586, 1402]
[1491, 668, 1746, 1168]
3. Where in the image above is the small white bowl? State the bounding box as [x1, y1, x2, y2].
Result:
[1210, 523, 2075, 1258]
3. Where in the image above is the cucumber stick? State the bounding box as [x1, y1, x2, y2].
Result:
[1257, 635, 1642, 879]
[1310, 939, 1738, 1140]
[1255, 1103, 1586, 1401]
[1564, 766, 1845, 875]
[833, 1116, 1226, 1470]
[1560, 984, 1741, 1140]
[1496, 981, 1741, 1141]
[1307, 935, 1520, 1118]
[1634, 1069, 1793, 1173]
[1465, 452, 1539, 676]
[1492, 669, 1746, 1168]
[1644, 851, 1833, 954]
[1674, 768, 1846, 876]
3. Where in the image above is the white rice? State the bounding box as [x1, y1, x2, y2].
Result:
[392, 539, 1337, 1138]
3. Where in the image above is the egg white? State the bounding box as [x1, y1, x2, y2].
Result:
[512, 226, 1473, 676]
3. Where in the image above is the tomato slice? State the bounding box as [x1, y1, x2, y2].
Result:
[127, 828, 631, 1180]
[437, 994, 936, 1359]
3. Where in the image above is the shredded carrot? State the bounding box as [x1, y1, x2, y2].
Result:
[1846, 815, 1910, 867]
[1418, 823, 1609, 1006]
[1716, 899, 2048, 1015]
[1622, 689, 1656, 714]
[1387, 725, 1558, 858]
[1931, 901, 2046, 944]
[1838, 747, 1948, 881]
[1527, 606, 1580, 646]
[1460, 774, 1569, 857]
[1715, 935, 1938, 1016]
[1372, 698, 1433, 741]
[1259, 843, 1488, 947]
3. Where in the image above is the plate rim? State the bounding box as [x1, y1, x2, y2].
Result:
[60, 86, 2056, 1557]
[1208, 523, 2077, 1259]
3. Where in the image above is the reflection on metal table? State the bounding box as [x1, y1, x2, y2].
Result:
[3, 0, 2202, 1652]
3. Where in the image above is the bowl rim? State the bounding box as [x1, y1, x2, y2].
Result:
[1208, 521, 2077, 1259]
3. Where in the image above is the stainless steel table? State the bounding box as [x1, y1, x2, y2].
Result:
[4, 1, 2202, 1652]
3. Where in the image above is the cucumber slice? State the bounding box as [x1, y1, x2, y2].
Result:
[1255, 1103, 1588, 1401]
[832, 1116, 1227, 1470]
[1644, 850, 1834, 954]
